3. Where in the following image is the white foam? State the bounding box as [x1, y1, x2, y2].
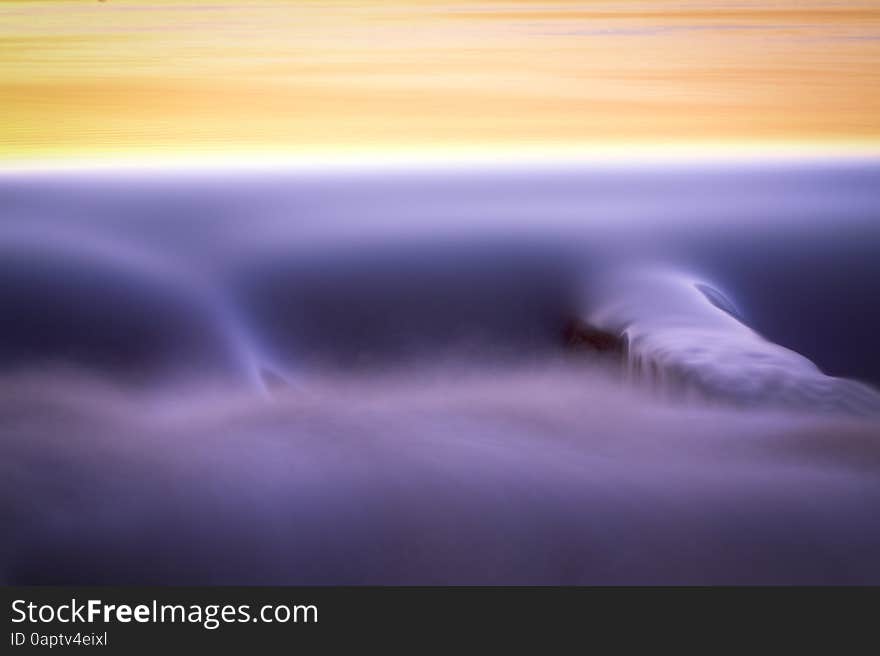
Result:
[585, 269, 880, 414]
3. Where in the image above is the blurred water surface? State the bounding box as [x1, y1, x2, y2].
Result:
[1, 159, 880, 583]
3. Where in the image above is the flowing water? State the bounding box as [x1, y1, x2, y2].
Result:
[2, 158, 880, 583]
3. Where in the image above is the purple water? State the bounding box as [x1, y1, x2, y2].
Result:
[2, 158, 879, 584]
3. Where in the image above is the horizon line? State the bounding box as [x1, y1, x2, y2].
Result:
[3, 142, 880, 174]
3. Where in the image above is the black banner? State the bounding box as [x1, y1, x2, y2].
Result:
[1, 586, 876, 652]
